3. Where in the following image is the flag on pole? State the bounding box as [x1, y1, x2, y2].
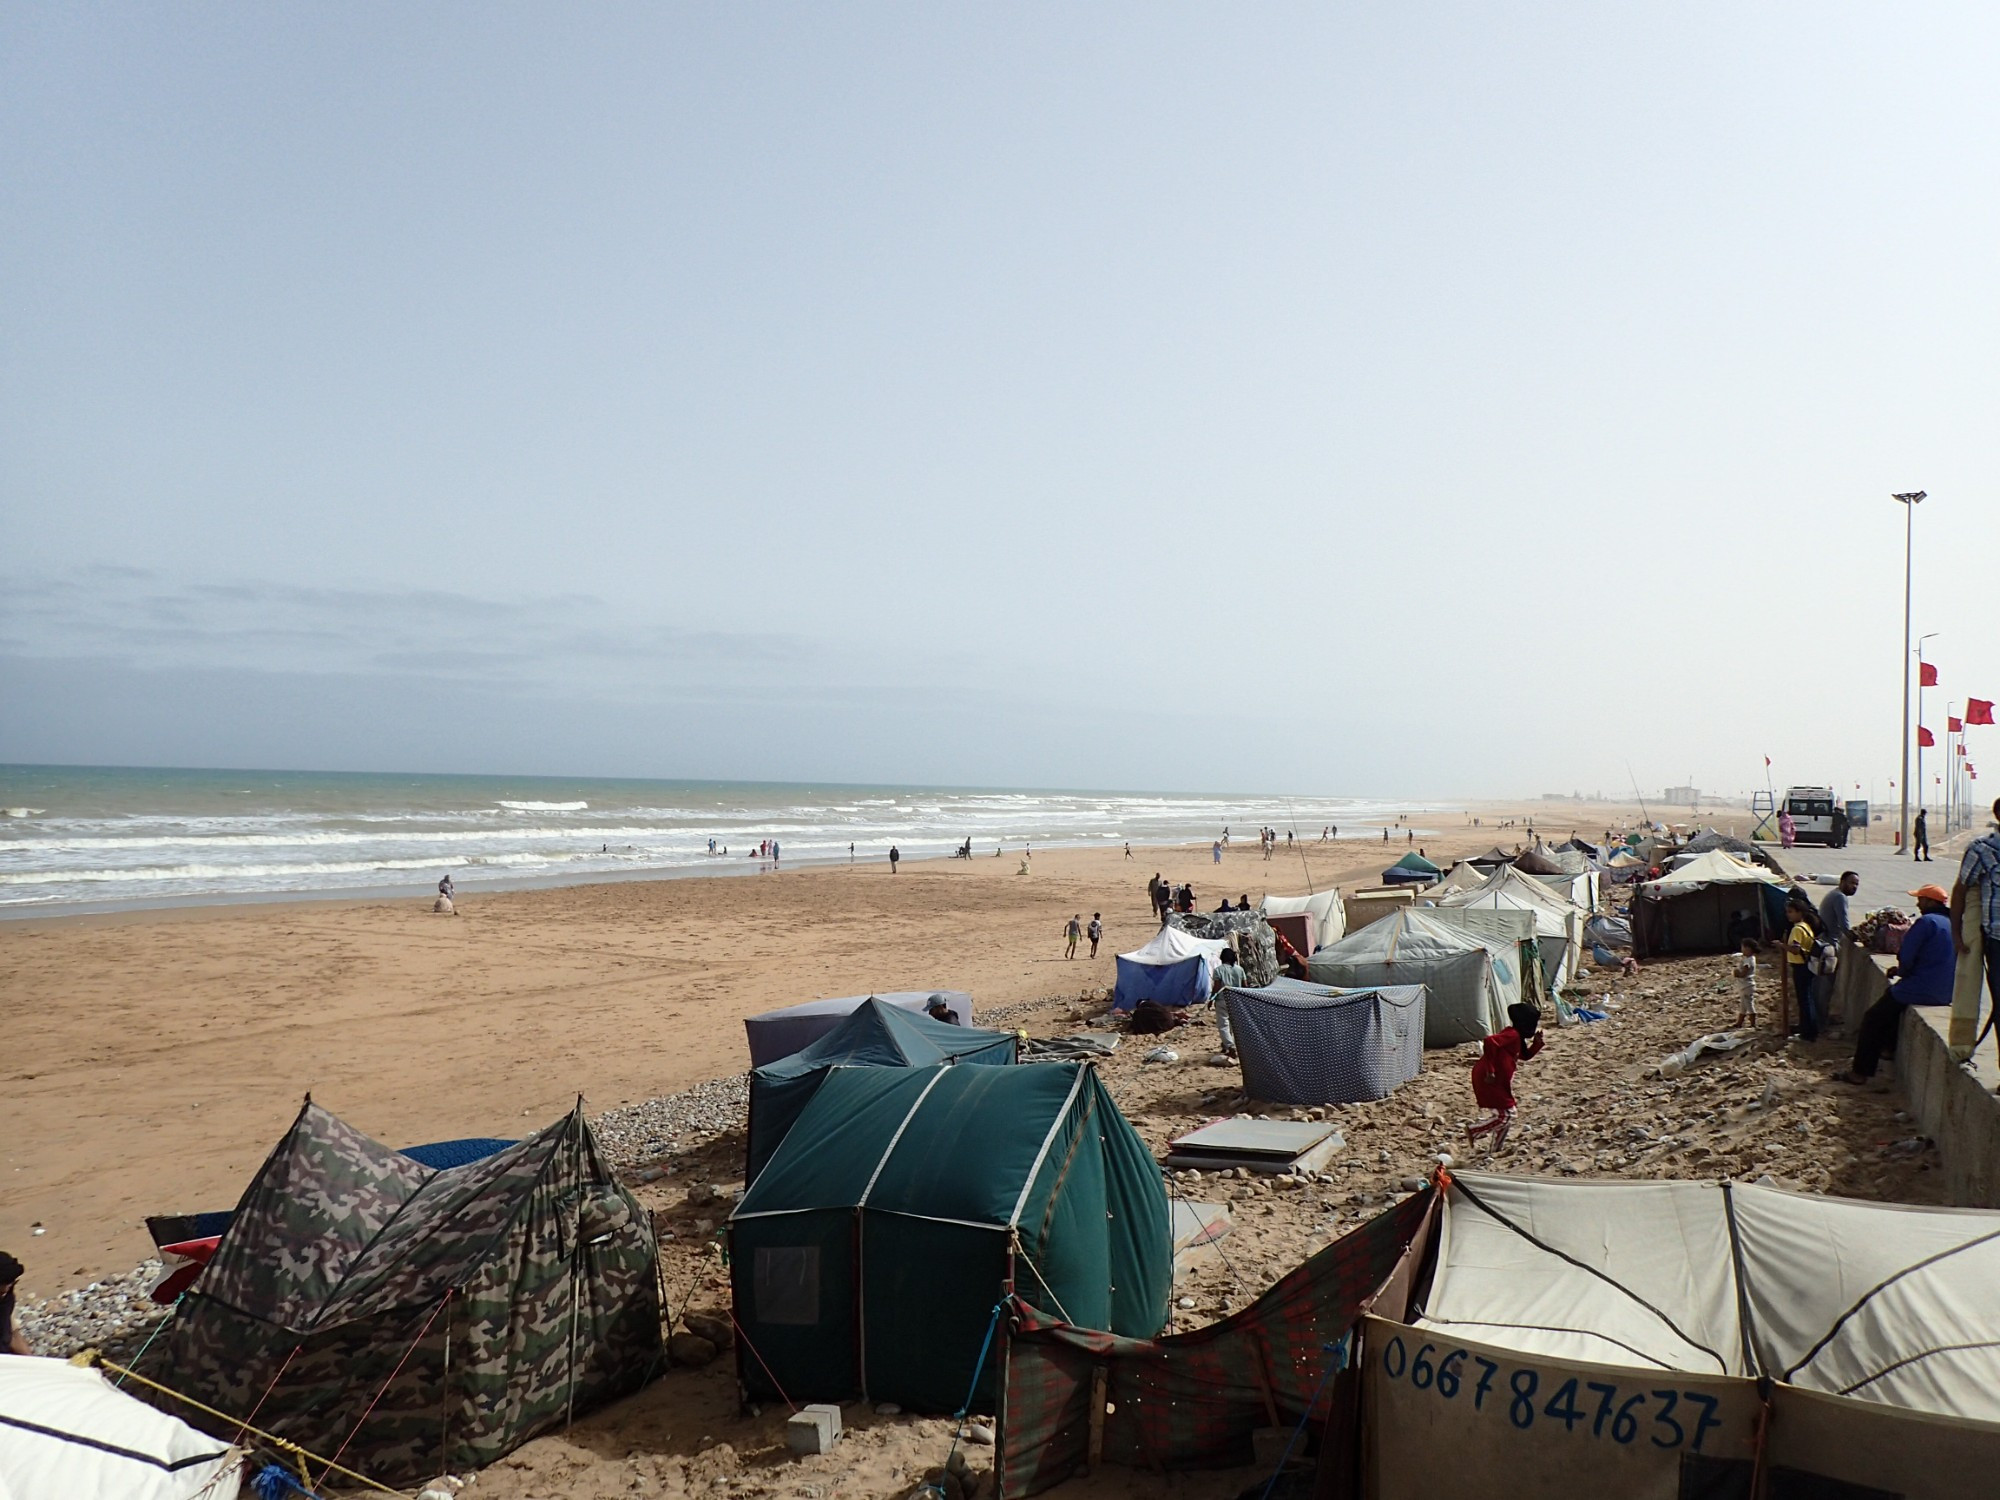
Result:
[1918, 727, 1935, 747]
[1950, 716, 1964, 732]
[1969, 698, 1996, 726]
[1920, 662, 1940, 687]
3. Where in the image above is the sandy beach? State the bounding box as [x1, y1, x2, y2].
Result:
[0, 798, 1653, 1297]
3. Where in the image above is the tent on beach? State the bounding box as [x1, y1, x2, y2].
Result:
[147, 1101, 661, 1486]
[1632, 850, 1786, 957]
[729, 1062, 1170, 1414]
[1431, 866, 1588, 994]
[1220, 980, 1425, 1104]
[744, 990, 974, 1066]
[1360, 1173, 2000, 1499]
[1303, 907, 1517, 1045]
[1424, 860, 1491, 899]
[1680, 828, 1788, 875]
[1260, 888, 1347, 949]
[1379, 852, 1441, 886]
[1112, 925, 1228, 1010]
[746, 998, 1017, 1183]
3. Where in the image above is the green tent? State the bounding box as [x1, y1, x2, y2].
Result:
[1391, 852, 1442, 874]
[148, 1101, 661, 1486]
[729, 1062, 1170, 1413]
[747, 998, 1017, 1184]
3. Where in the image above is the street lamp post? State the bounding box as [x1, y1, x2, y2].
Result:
[1893, 491, 1926, 855]
[1918, 632, 1938, 844]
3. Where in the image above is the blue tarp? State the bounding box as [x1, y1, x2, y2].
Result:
[1113, 953, 1209, 1010]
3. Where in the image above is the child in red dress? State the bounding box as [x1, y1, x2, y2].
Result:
[1465, 1003, 1545, 1152]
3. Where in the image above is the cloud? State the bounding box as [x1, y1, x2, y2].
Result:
[0, 567, 819, 698]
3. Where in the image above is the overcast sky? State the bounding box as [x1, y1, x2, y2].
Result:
[3, 5, 1996, 800]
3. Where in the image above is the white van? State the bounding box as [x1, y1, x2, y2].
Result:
[1782, 786, 1842, 846]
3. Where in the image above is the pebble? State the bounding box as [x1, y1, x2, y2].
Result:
[592, 1075, 751, 1168]
[965, 1422, 995, 1446]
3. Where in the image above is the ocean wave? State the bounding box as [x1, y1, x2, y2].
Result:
[2, 807, 45, 818]
[0, 852, 582, 885]
[497, 800, 588, 812]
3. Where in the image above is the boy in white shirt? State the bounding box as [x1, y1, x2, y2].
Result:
[1734, 939, 1759, 1029]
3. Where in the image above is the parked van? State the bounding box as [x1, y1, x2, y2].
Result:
[1783, 786, 1846, 846]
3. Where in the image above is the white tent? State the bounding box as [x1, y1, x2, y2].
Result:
[1422, 907, 1544, 995]
[0, 1357, 240, 1500]
[1303, 908, 1518, 1046]
[1261, 888, 1347, 948]
[1363, 1173, 2000, 1500]
[1640, 848, 1781, 896]
[1423, 861, 1490, 899]
[1431, 866, 1588, 993]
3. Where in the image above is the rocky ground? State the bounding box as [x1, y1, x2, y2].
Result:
[24, 956, 1945, 1500]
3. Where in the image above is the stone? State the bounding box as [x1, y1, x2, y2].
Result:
[965, 1422, 995, 1446]
[669, 1333, 719, 1368]
[875, 1402, 903, 1416]
[683, 1313, 733, 1348]
[787, 1404, 843, 1455]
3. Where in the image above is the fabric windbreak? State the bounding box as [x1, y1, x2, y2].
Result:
[1420, 1175, 1741, 1374]
[1729, 1184, 2000, 1420]
[1223, 983, 1424, 1104]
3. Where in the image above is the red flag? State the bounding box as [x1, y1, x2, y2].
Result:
[1970, 698, 1996, 726]
[1950, 716, 1964, 732]
[1920, 661, 1939, 687]
[1918, 726, 1935, 747]
[1763, 755, 1771, 768]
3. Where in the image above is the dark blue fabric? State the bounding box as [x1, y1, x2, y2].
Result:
[401, 1137, 516, 1170]
[1890, 912, 1955, 1006]
[1112, 953, 1207, 1010]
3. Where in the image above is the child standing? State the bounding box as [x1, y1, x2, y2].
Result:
[1734, 939, 1760, 1029]
[1466, 1003, 1545, 1152]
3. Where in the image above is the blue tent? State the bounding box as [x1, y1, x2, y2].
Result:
[747, 999, 1016, 1182]
[1112, 926, 1227, 1011]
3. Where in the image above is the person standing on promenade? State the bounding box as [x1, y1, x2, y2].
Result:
[1913, 808, 1932, 861]
[1953, 798, 2000, 1069]
[889, 844, 900, 874]
[1064, 913, 1082, 959]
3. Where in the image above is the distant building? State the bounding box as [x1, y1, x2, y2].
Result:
[1664, 786, 1701, 807]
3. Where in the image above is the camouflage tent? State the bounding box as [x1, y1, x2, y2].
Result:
[149, 1100, 661, 1486]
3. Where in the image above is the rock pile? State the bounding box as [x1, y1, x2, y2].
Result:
[591, 1074, 750, 1169]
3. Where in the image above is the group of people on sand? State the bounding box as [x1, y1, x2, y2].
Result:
[1062, 913, 1103, 958]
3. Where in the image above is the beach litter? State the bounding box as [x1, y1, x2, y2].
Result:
[1143, 1046, 1181, 1064]
[1656, 1031, 1750, 1078]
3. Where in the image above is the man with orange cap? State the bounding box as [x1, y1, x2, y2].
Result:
[1834, 885, 1955, 1085]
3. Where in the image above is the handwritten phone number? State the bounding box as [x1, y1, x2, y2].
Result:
[1379, 1336, 1726, 1452]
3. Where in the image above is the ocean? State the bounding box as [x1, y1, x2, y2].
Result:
[0, 764, 1440, 915]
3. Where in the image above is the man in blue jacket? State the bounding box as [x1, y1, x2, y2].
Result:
[1835, 885, 1956, 1085]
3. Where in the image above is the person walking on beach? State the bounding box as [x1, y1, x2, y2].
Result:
[1465, 1004, 1545, 1153]
[1834, 884, 1956, 1085]
[1913, 808, 1932, 861]
[889, 844, 900, 874]
[1065, 914, 1082, 959]
[1212, 840, 1222, 864]
[1953, 797, 2000, 1065]
[1, 1250, 31, 1354]
[1124, 842, 1133, 861]
[1088, 912, 1103, 957]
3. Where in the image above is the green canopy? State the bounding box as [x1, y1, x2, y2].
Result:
[747, 998, 1017, 1183]
[1391, 852, 1442, 874]
[729, 1062, 1170, 1412]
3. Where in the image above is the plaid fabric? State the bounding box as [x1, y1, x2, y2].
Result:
[1222, 984, 1423, 1104]
[1961, 833, 2000, 941]
[996, 1187, 1434, 1499]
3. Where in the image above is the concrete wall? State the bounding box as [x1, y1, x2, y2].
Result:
[1899, 1007, 2000, 1208]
